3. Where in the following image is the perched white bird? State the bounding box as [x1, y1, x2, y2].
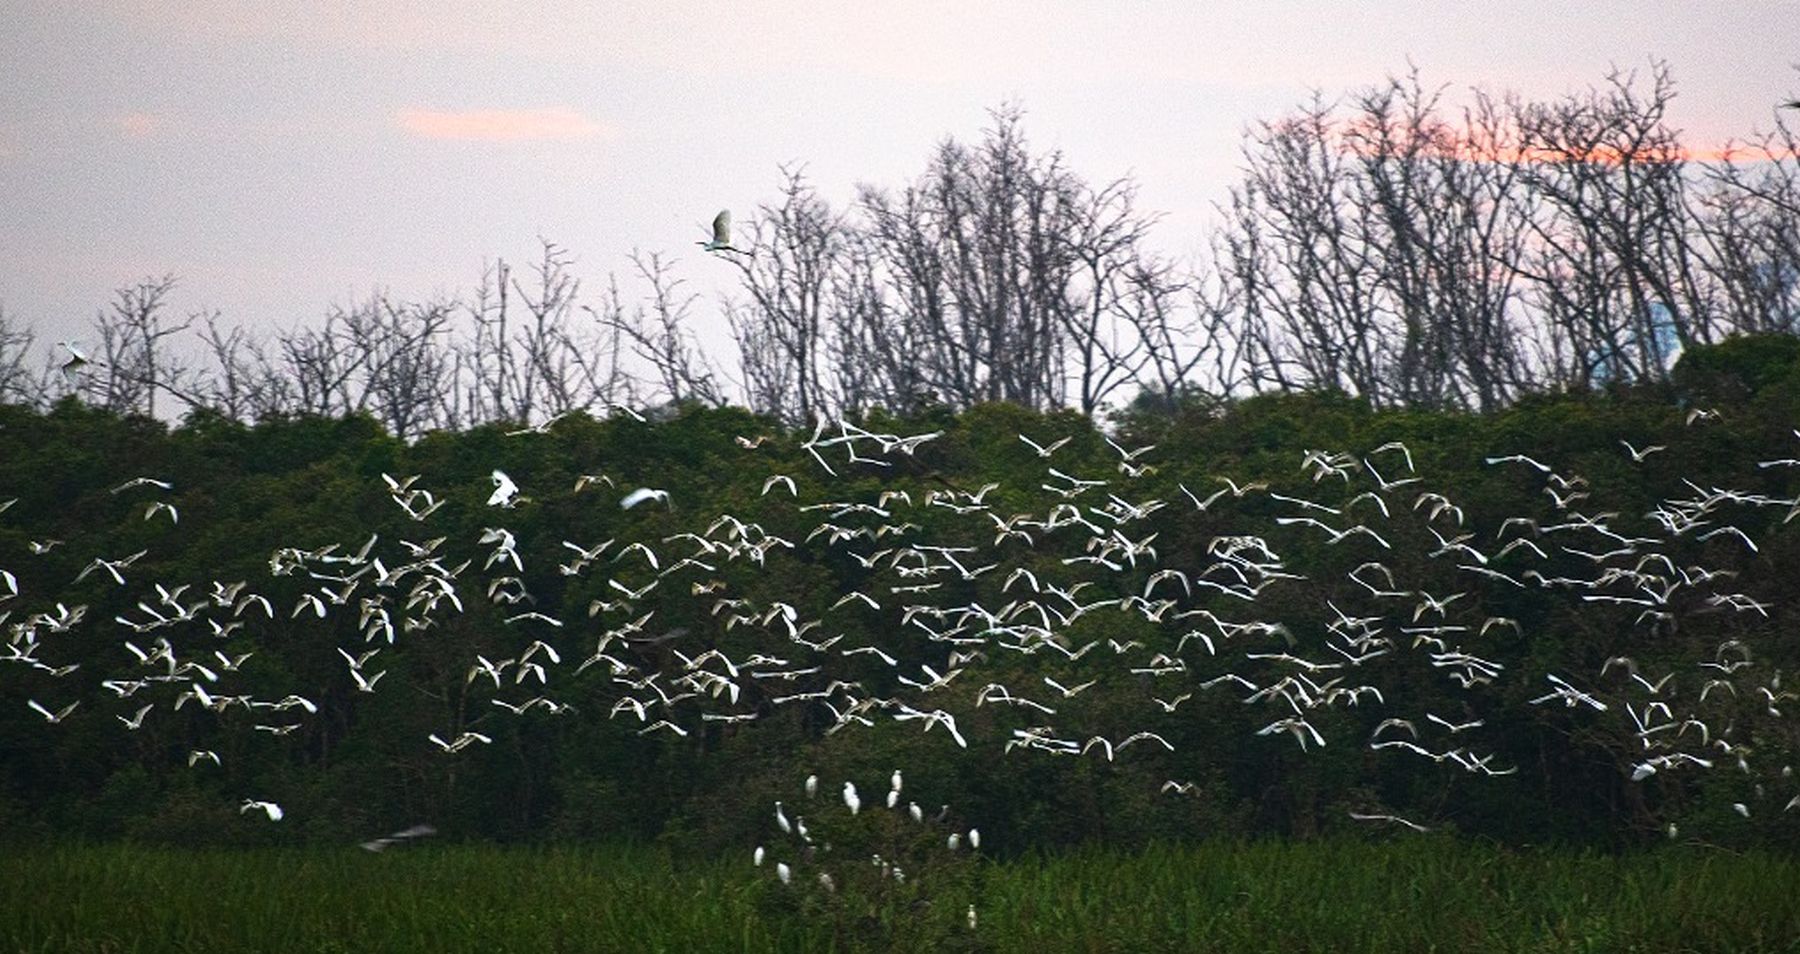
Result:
[805, 775, 818, 798]
[776, 862, 792, 884]
[753, 845, 765, 867]
[775, 801, 792, 834]
[843, 781, 861, 816]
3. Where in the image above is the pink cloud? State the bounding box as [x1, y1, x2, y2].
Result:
[395, 107, 609, 142]
[116, 113, 160, 140]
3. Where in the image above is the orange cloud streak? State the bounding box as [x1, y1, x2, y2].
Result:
[396, 107, 609, 142]
[1325, 116, 1796, 167]
[116, 113, 160, 140]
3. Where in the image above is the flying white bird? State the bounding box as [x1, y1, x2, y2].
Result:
[27, 699, 78, 724]
[620, 487, 671, 510]
[487, 469, 521, 507]
[59, 341, 94, 375]
[361, 824, 436, 852]
[240, 799, 284, 821]
[1018, 434, 1072, 458]
[699, 209, 745, 253]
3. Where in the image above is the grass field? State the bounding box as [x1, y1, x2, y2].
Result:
[4, 839, 1798, 953]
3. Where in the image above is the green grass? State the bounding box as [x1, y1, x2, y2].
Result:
[4, 839, 1798, 953]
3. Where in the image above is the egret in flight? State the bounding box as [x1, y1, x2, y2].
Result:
[699, 210, 745, 254]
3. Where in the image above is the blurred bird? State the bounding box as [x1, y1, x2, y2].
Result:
[360, 823, 436, 852]
[620, 487, 671, 510]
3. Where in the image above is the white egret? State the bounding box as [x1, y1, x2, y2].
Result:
[699, 209, 744, 253]
[620, 487, 671, 510]
[843, 781, 861, 815]
[361, 824, 436, 852]
[968, 828, 980, 849]
[753, 845, 765, 866]
[1348, 811, 1429, 833]
[775, 801, 792, 834]
[488, 470, 520, 507]
[27, 699, 78, 724]
[239, 799, 284, 821]
[805, 775, 818, 798]
[946, 832, 961, 851]
[59, 341, 93, 375]
[776, 862, 791, 884]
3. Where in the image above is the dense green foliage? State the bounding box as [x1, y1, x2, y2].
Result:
[2, 336, 1799, 858]
[6, 841, 1799, 953]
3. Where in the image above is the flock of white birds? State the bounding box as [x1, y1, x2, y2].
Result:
[6, 347, 1800, 859]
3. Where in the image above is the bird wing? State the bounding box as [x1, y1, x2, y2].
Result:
[712, 209, 731, 245]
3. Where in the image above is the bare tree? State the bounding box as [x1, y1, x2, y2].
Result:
[590, 251, 725, 408]
[1694, 118, 1800, 334]
[76, 275, 191, 415]
[1512, 63, 1700, 387]
[0, 305, 43, 407]
[723, 167, 842, 424]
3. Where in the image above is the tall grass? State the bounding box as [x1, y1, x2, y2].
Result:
[4, 839, 1796, 953]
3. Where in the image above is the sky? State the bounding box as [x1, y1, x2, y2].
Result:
[1, 1, 1796, 351]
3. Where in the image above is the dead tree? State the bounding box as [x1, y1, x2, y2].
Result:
[0, 306, 43, 407]
[724, 167, 842, 424]
[590, 251, 725, 408]
[1694, 119, 1800, 334]
[1512, 63, 1700, 386]
[1224, 95, 1389, 401]
[78, 275, 191, 416]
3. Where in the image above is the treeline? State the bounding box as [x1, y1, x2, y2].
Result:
[1, 336, 1798, 854]
[2, 62, 1798, 431]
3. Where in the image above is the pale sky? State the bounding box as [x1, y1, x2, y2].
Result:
[1, 1, 1795, 349]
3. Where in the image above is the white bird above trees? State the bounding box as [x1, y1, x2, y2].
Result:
[699, 209, 745, 253]
[59, 341, 94, 375]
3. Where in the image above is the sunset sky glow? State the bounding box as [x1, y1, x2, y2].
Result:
[1, 1, 1795, 347]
